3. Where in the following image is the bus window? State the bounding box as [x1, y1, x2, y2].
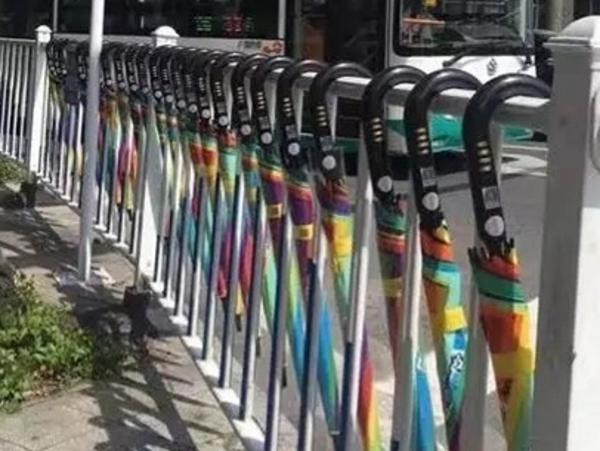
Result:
[394, 0, 526, 55]
[58, 0, 281, 39]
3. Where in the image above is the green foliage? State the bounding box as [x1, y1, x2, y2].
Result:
[0, 156, 26, 185]
[0, 275, 127, 410]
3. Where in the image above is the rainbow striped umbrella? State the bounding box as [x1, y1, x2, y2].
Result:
[113, 45, 138, 232]
[75, 42, 89, 208]
[250, 57, 307, 386]
[404, 69, 481, 449]
[101, 44, 122, 234]
[229, 53, 280, 330]
[462, 74, 550, 451]
[276, 60, 345, 442]
[361, 65, 438, 451]
[308, 62, 382, 451]
[148, 47, 177, 289]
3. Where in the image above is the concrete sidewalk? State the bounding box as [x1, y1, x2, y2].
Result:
[0, 186, 243, 451]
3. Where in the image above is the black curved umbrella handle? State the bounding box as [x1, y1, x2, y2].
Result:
[250, 56, 293, 148]
[277, 60, 327, 170]
[123, 45, 139, 96]
[463, 73, 551, 254]
[231, 53, 267, 138]
[192, 50, 223, 122]
[361, 66, 425, 203]
[76, 42, 89, 89]
[170, 48, 188, 114]
[404, 68, 481, 228]
[308, 62, 372, 181]
[112, 44, 128, 94]
[100, 43, 117, 93]
[135, 46, 152, 97]
[55, 40, 69, 82]
[210, 52, 245, 129]
[148, 47, 169, 105]
[182, 49, 206, 118]
[158, 50, 177, 110]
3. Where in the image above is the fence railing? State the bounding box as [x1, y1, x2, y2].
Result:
[2, 17, 600, 451]
[0, 37, 36, 162]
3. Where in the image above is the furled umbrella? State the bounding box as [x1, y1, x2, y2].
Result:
[147, 47, 176, 292]
[75, 41, 89, 208]
[275, 59, 342, 443]
[249, 58, 308, 446]
[99, 42, 123, 236]
[229, 52, 281, 421]
[462, 73, 550, 451]
[404, 68, 482, 450]
[307, 62, 381, 451]
[43, 39, 59, 183]
[210, 51, 253, 387]
[252, 58, 339, 449]
[361, 65, 438, 451]
[113, 43, 137, 245]
[123, 43, 150, 251]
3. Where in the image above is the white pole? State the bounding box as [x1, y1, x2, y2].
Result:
[78, 0, 106, 281]
[532, 16, 600, 451]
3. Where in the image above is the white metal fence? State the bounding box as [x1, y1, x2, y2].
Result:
[1, 16, 600, 451]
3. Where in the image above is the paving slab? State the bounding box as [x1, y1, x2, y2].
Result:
[0, 187, 242, 451]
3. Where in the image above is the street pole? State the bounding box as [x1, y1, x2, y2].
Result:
[78, 0, 105, 281]
[545, 0, 574, 31]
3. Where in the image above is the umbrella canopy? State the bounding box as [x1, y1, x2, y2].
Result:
[250, 56, 308, 386]
[404, 69, 481, 449]
[308, 62, 383, 451]
[361, 66, 437, 451]
[114, 44, 137, 217]
[101, 43, 123, 234]
[462, 74, 550, 451]
[276, 59, 342, 435]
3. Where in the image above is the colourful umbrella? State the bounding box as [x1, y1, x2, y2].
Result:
[462, 73, 550, 451]
[229, 52, 282, 421]
[44, 40, 62, 186]
[276, 60, 342, 443]
[362, 65, 438, 451]
[113, 43, 137, 244]
[148, 47, 176, 290]
[308, 62, 382, 451]
[404, 68, 482, 450]
[100, 43, 122, 235]
[123, 44, 149, 250]
[249, 58, 309, 449]
[75, 41, 89, 208]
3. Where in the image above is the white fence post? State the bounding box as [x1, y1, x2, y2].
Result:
[26, 25, 51, 175]
[532, 16, 600, 451]
[134, 26, 179, 284]
[152, 26, 179, 47]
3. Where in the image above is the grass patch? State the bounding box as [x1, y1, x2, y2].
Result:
[0, 274, 128, 411]
[0, 156, 26, 185]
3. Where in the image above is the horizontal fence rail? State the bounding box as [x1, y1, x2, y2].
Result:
[3, 17, 600, 451]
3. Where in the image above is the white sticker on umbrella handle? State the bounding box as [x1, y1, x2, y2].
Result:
[322, 155, 337, 171]
[422, 192, 440, 211]
[377, 176, 393, 193]
[261, 132, 273, 145]
[485, 215, 505, 237]
[241, 124, 252, 136]
[288, 142, 301, 156]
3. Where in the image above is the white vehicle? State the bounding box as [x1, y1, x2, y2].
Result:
[382, 0, 539, 151]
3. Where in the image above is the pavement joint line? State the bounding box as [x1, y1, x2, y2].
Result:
[0, 436, 33, 451]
